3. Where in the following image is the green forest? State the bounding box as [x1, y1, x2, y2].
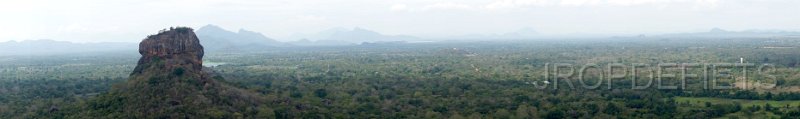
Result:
[2, 38, 800, 118]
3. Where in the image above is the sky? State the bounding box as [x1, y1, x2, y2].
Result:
[1, 0, 799, 43]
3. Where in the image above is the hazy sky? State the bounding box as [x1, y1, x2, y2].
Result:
[1, 0, 799, 42]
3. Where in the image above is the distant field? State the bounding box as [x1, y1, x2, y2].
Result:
[675, 97, 800, 119]
[675, 97, 800, 108]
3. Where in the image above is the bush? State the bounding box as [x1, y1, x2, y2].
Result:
[173, 68, 185, 76]
[290, 92, 303, 98]
[314, 89, 328, 98]
[148, 77, 161, 85]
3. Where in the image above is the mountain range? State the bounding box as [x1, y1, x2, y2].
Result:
[440, 27, 542, 40]
[289, 27, 422, 46]
[4, 26, 800, 56]
[655, 28, 800, 38]
[195, 25, 283, 51]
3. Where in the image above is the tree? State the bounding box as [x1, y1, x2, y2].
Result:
[256, 107, 275, 118]
[765, 103, 774, 111]
[604, 102, 620, 114]
[493, 109, 510, 119]
[467, 113, 482, 119]
[748, 105, 762, 112]
[314, 89, 328, 98]
[545, 110, 564, 119]
[765, 93, 773, 100]
[172, 68, 185, 76]
[449, 112, 465, 119]
[424, 111, 442, 118]
[514, 105, 531, 119]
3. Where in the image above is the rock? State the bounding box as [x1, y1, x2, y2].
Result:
[67, 27, 266, 118]
[133, 27, 204, 74]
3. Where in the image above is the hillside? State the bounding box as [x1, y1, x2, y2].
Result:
[59, 27, 269, 118]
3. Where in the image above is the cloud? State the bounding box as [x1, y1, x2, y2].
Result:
[391, 4, 408, 11]
[1, 0, 793, 42]
[295, 15, 327, 23]
[392, 3, 475, 12]
[423, 3, 475, 11]
[559, 0, 601, 6]
[692, 0, 720, 8]
[485, 0, 550, 10]
[0, 23, 33, 40]
[392, 0, 723, 12]
[606, 0, 664, 6]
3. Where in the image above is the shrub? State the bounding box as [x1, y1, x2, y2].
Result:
[173, 68, 185, 76]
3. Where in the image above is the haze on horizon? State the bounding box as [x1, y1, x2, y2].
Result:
[1, 0, 799, 43]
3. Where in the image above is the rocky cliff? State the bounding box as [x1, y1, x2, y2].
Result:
[133, 27, 204, 74]
[66, 27, 267, 118]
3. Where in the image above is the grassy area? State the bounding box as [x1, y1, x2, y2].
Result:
[674, 97, 800, 119]
[675, 97, 800, 108]
[717, 111, 780, 119]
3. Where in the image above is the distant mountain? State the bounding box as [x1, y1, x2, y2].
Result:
[289, 27, 421, 46]
[441, 27, 542, 40]
[0, 39, 135, 56]
[657, 28, 800, 38]
[708, 27, 728, 33]
[499, 27, 539, 39]
[325, 27, 420, 42]
[195, 24, 283, 52]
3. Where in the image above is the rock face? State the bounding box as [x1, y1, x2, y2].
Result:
[67, 27, 267, 118]
[133, 27, 204, 74]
